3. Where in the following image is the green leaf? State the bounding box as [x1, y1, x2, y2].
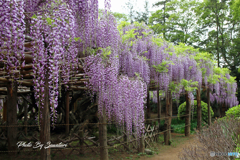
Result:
[31, 14, 37, 19]
[46, 17, 53, 25]
[74, 37, 81, 42]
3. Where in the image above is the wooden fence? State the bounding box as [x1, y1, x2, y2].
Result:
[0, 114, 191, 160]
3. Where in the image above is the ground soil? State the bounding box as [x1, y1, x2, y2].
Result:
[139, 133, 197, 160]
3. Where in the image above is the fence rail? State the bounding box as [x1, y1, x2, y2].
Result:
[0, 113, 192, 160]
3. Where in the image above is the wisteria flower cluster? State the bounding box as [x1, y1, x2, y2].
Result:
[0, 0, 25, 79]
[30, 1, 77, 126]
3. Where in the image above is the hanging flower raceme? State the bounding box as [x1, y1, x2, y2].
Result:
[209, 72, 239, 107]
[118, 22, 152, 84]
[30, 1, 77, 126]
[84, 47, 146, 138]
[0, 0, 25, 79]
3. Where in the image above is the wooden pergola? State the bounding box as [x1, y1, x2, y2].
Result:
[0, 37, 90, 159]
[0, 36, 215, 160]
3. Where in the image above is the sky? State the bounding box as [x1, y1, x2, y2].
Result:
[98, 0, 159, 15]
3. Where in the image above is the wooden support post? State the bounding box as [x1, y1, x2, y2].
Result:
[223, 102, 226, 117]
[196, 88, 201, 131]
[99, 106, 108, 160]
[3, 99, 7, 122]
[221, 102, 225, 117]
[146, 87, 151, 124]
[207, 87, 211, 126]
[185, 92, 190, 137]
[23, 99, 28, 136]
[40, 74, 51, 160]
[157, 88, 161, 130]
[65, 91, 69, 136]
[164, 90, 170, 145]
[169, 91, 172, 143]
[7, 81, 18, 155]
[30, 87, 38, 119]
[123, 127, 130, 151]
[79, 130, 84, 154]
[138, 134, 145, 153]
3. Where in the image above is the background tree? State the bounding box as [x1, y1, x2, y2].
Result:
[125, 0, 136, 24]
[134, 0, 150, 25]
[194, 0, 228, 67]
[150, 0, 171, 39]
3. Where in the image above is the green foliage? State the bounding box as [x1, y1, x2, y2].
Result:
[180, 79, 198, 92]
[225, 105, 240, 119]
[152, 60, 174, 73]
[74, 37, 81, 42]
[174, 43, 198, 55]
[231, 0, 240, 21]
[101, 47, 111, 60]
[152, 36, 164, 46]
[46, 17, 54, 25]
[117, 21, 131, 32]
[178, 100, 214, 123]
[31, 14, 37, 19]
[121, 29, 137, 43]
[207, 67, 236, 85]
[150, 0, 199, 45]
[111, 12, 129, 23]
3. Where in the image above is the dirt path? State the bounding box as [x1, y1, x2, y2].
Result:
[139, 134, 197, 160]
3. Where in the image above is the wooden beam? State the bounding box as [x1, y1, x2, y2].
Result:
[0, 77, 32, 87]
[70, 86, 87, 90]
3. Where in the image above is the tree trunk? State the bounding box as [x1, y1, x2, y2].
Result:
[216, 3, 220, 67]
[65, 91, 69, 136]
[99, 106, 108, 160]
[196, 88, 201, 131]
[185, 92, 190, 137]
[40, 74, 51, 160]
[207, 87, 211, 126]
[7, 81, 18, 155]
